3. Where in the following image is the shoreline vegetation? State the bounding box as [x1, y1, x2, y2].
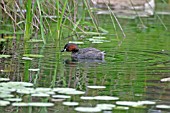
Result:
[0, 0, 159, 42]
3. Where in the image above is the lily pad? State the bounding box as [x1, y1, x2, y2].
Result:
[17, 88, 35, 94]
[23, 54, 44, 58]
[0, 38, 6, 42]
[116, 101, 143, 107]
[35, 88, 52, 92]
[161, 77, 170, 82]
[29, 102, 54, 107]
[59, 90, 85, 95]
[22, 57, 33, 60]
[115, 106, 129, 110]
[12, 102, 29, 106]
[96, 104, 115, 110]
[80, 96, 94, 100]
[75, 107, 101, 112]
[94, 96, 119, 101]
[0, 94, 14, 98]
[31, 93, 50, 97]
[0, 100, 10, 106]
[0, 88, 16, 93]
[156, 105, 170, 109]
[68, 41, 84, 44]
[63, 102, 79, 106]
[45, 91, 55, 95]
[51, 98, 65, 102]
[12, 102, 54, 107]
[53, 88, 76, 92]
[28, 69, 40, 72]
[7, 82, 33, 87]
[5, 98, 22, 102]
[87, 86, 106, 89]
[52, 95, 71, 99]
[0, 78, 10, 82]
[138, 101, 156, 105]
[0, 55, 11, 58]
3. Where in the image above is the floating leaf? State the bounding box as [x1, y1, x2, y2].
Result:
[12, 103, 29, 106]
[0, 100, 10, 106]
[87, 86, 106, 89]
[0, 38, 6, 42]
[115, 106, 129, 110]
[0, 94, 14, 98]
[23, 54, 44, 58]
[68, 41, 84, 44]
[52, 95, 71, 99]
[0, 78, 10, 82]
[94, 96, 119, 101]
[53, 88, 84, 95]
[17, 88, 35, 94]
[51, 98, 65, 102]
[0, 55, 11, 58]
[161, 77, 170, 82]
[116, 101, 143, 107]
[4, 82, 34, 87]
[22, 57, 33, 60]
[28, 69, 40, 72]
[53, 88, 76, 92]
[59, 90, 85, 95]
[35, 88, 52, 92]
[75, 107, 101, 112]
[80, 96, 94, 100]
[45, 91, 55, 95]
[31, 93, 50, 97]
[5, 98, 22, 102]
[29, 102, 54, 107]
[12, 102, 54, 107]
[135, 94, 143, 96]
[63, 102, 79, 106]
[138, 101, 156, 105]
[156, 105, 170, 109]
[0, 87, 16, 93]
[96, 104, 115, 110]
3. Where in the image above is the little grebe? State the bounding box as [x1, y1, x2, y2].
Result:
[61, 43, 105, 60]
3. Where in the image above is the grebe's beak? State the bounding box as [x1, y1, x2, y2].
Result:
[61, 48, 66, 52]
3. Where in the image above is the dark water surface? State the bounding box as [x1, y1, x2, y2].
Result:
[0, 5, 170, 113]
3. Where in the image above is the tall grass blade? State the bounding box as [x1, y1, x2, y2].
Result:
[129, 0, 145, 26]
[56, 0, 68, 40]
[37, 0, 46, 44]
[105, 3, 126, 38]
[146, 0, 167, 30]
[84, 0, 99, 33]
[24, 0, 32, 41]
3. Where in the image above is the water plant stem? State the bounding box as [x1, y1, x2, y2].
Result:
[24, 0, 32, 41]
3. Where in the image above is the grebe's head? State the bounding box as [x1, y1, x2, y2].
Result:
[61, 43, 79, 52]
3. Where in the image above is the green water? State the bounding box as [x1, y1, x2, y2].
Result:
[0, 4, 170, 113]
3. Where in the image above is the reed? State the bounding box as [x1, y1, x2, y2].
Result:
[84, 0, 100, 33]
[37, 0, 46, 44]
[106, 3, 126, 38]
[24, 0, 32, 41]
[56, 0, 68, 40]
